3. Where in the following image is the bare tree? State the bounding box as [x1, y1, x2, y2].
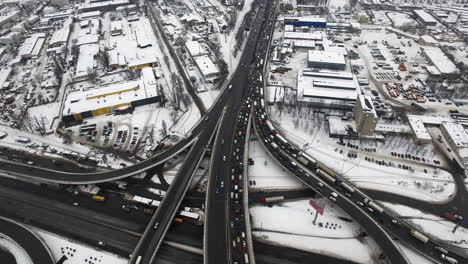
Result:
[34, 115, 48, 135]
[87, 68, 98, 83]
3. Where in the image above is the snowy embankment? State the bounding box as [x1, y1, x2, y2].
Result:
[33, 228, 127, 264]
[382, 203, 468, 251]
[250, 199, 380, 264]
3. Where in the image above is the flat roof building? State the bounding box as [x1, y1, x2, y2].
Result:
[185, 40, 207, 57]
[307, 50, 346, 70]
[284, 31, 323, 41]
[18, 33, 46, 59]
[194, 55, 219, 80]
[441, 122, 468, 168]
[297, 69, 358, 109]
[413, 9, 438, 27]
[407, 115, 432, 143]
[75, 43, 99, 80]
[63, 78, 160, 122]
[421, 47, 458, 75]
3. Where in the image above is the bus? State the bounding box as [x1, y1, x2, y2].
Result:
[92, 195, 106, 202]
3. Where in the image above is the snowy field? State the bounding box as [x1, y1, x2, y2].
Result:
[248, 139, 304, 191]
[251, 199, 393, 263]
[33, 228, 127, 264]
[268, 107, 455, 202]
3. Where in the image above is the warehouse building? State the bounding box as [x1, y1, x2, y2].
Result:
[440, 122, 468, 167]
[78, 0, 130, 13]
[296, 69, 358, 109]
[74, 43, 99, 80]
[127, 56, 158, 70]
[63, 69, 160, 122]
[413, 9, 438, 27]
[307, 50, 346, 70]
[194, 55, 219, 80]
[284, 31, 323, 41]
[421, 47, 458, 75]
[185, 40, 207, 57]
[18, 33, 46, 59]
[284, 16, 326, 28]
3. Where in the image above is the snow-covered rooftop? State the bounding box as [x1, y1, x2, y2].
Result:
[291, 39, 315, 48]
[375, 123, 411, 134]
[134, 21, 152, 48]
[77, 34, 99, 46]
[64, 76, 158, 116]
[185, 40, 207, 57]
[441, 122, 468, 148]
[78, 10, 101, 20]
[422, 47, 458, 74]
[297, 69, 358, 101]
[414, 9, 438, 24]
[419, 35, 438, 45]
[194, 55, 218, 78]
[284, 31, 323, 41]
[407, 115, 432, 141]
[50, 26, 71, 46]
[75, 44, 99, 78]
[18, 33, 46, 58]
[308, 50, 346, 66]
[0, 67, 12, 88]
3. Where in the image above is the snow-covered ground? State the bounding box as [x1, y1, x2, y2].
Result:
[268, 108, 455, 202]
[251, 199, 385, 263]
[32, 228, 127, 264]
[386, 12, 419, 27]
[248, 139, 304, 190]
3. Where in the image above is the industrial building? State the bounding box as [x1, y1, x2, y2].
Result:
[440, 122, 468, 167]
[307, 50, 346, 70]
[185, 40, 208, 57]
[413, 9, 438, 27]
[354, 94, 378, 136]
[283, 31, 323, 41]
[407, 115, 432, 143]
[127, 56, 158, 70]
[284, 16, 326, 28]
[78, 0, 130, 13]
[418, 35, 438, 46]
[18, 33, 46, 59]
[296, 69, 358, 109]
[194, 55, 219, 80]
[63, 68, 160, 122]
[421, 47, 458, 75]
[74, 43, 99, 80]
[185, 40, 219, 80]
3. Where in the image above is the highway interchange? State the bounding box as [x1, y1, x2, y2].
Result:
[0, 0, 467, 264]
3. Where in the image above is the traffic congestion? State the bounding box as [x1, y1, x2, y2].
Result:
[243, 2, 463, 263]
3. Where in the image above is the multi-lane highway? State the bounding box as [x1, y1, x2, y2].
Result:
[0, 177, 358, 264]
[204, 1, 277, 263]
[0, 0, 467, 264]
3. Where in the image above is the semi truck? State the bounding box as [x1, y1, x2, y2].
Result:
[409, 229, 429, 243]
[260, 196, 285, 204]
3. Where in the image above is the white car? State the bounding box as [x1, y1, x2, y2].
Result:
[329, 196, 337, 202]
[223, 156, 226, 162]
